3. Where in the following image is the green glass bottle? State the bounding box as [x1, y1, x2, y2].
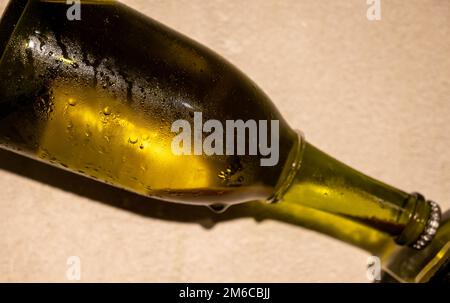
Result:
[0, 0, 447, 282]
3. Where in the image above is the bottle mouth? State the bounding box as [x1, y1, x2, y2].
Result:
[0, 0, 30, 65]
[267, 130, 306, 204]
[410, 199, 441, 250]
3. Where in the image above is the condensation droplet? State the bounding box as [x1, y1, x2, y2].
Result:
[129, 136, 138, 144]
[208, 203, 229, 214]
[68, 98, 77, 106]
[103, 106, 111, 115]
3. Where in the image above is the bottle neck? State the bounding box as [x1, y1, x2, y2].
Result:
[276, 140, 434, 251]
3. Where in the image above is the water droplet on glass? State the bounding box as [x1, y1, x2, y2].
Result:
[103, 106, 111, 115]
[208, 203, 229, 214]
[68, 98, 77, 106]
[129, 136, 138, 144]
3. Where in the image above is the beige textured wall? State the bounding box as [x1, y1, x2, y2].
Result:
[0, 0, 449, 282]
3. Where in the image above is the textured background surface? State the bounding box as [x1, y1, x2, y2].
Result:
[0, 0, 449, 282]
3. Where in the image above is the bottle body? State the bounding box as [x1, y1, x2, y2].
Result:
[0, 0, 297, 206]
